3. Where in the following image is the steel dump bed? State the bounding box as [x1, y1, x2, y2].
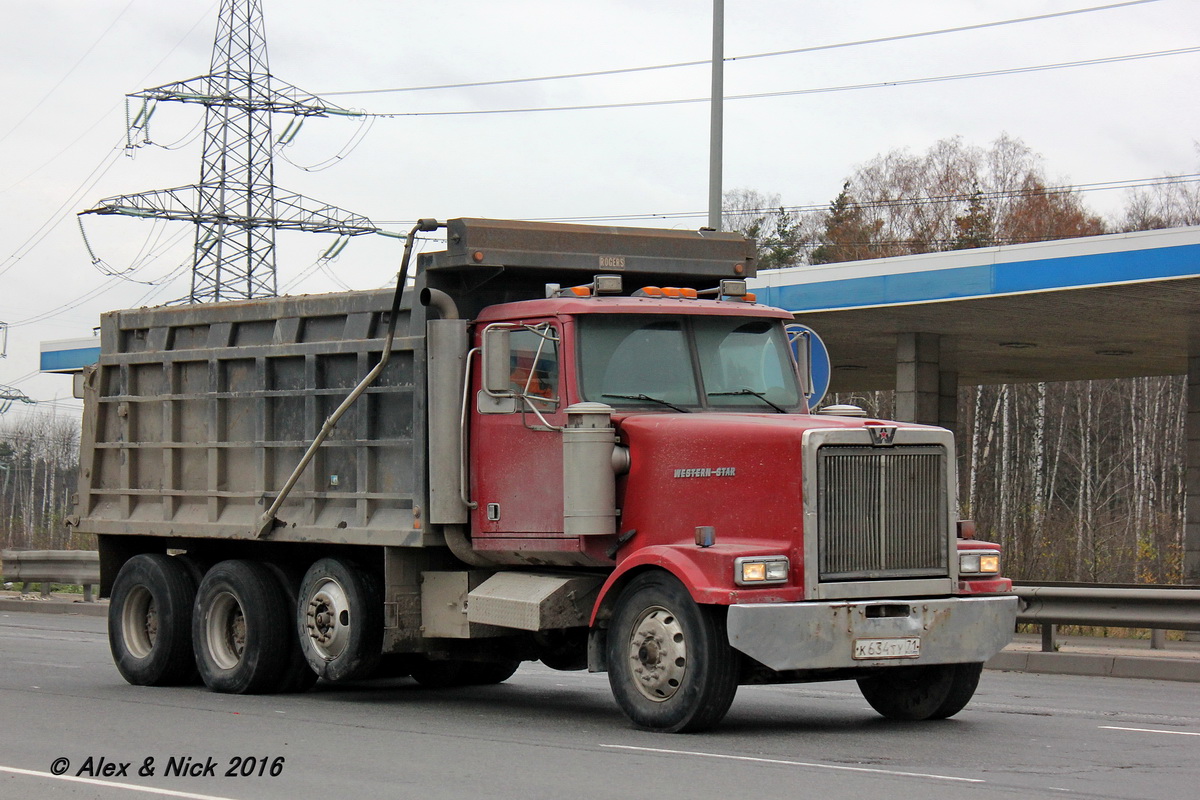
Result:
[74, 289, 433, 548]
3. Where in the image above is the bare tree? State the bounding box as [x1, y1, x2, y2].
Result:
[1120, 164, 1200, 230]
[722, 188, 814, 270]
[0, 413, 82, 550]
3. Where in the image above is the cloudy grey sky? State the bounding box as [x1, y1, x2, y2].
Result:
[1, 0, 1197, 416]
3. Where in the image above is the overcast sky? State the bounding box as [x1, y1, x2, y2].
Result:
[1, 0, 1197, 418]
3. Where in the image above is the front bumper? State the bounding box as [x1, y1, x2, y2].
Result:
[726, 594, 1018, 672]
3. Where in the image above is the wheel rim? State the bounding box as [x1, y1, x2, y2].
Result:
[304, 577, 351, 661]
[626, 604, 687, 702]
[205, 591, 246, 670]
[121, 585, 157, 659]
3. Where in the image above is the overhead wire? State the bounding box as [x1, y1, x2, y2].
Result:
[142, 115, 206, 151]
[370, 174, 1200, 227]
[320, 0, 1161, 96]
[0, 3, 218, 194]
[129, 259, 193, 307]
[275, 113, 375, 172]
[7, 224, 195, 328]
[0, 134, 128, 280]
[0, 1, 221, 341]
[0, 0, 138, 144]
[1, 2, 220, 276]
[359, 46, 1200, 117]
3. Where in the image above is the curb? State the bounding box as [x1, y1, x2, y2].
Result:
[987, 649, 1200, 682]
[0, 598, 108, 617]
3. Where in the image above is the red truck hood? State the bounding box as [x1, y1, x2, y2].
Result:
[614, 412, 900, 554]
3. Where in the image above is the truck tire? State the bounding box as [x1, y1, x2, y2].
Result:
[108, 554, 199, 686]
[409, 658, 520, 687]
[857, 662, 983, 721]
[606, 571, 740, 733]
[296, 558, 382, 682]
[193, 560, 291, 694]
[262, 562, 319, 693]
[458, 659, 520, 685]
[408, 658, 466, 688]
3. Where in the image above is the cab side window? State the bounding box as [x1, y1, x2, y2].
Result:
[509, 328, 558, 400]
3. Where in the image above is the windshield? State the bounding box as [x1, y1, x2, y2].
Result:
[576, 314, 803, 411]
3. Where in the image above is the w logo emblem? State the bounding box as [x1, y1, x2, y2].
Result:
[867, 425, 898, 447]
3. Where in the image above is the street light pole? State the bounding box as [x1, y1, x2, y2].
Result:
[707, 0, 724, 231]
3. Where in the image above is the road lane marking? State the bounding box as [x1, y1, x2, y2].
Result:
[1100, 726, 1200, 736]
[600, 744, 984, 783]
[0, 766, 242, 800]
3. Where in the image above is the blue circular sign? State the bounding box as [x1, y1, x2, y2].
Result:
[785, 323, 830, 408]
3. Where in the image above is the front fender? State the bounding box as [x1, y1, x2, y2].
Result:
[589, 544, 788, 626]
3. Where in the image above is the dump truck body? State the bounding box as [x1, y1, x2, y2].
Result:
[77, 218, 1015, 732]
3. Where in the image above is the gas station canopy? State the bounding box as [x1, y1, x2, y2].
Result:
[751, 226, 1200, 391]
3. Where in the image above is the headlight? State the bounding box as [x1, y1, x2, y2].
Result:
[959, 551, 1001, 575]
[735, 556, 789, 585]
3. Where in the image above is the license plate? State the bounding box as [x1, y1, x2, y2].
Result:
[853, 637, 921, 660]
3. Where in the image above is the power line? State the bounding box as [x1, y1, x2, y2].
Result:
[1, 3, 218, 193]
[0, 136, 127, 280]
[369, 174, 1200, 227]
[320, 0, 1161, 96]
[0, 0, 138, 145]
[359, 46, 1200, 118]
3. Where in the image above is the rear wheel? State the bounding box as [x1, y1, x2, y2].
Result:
[108, 554, 198, 686]
[857, 662, 983, 721]
[606, 572, 739, 733]
[297, 558, 382, 682]
[263, 563, 318, 693]
[193, 560, 291, 694]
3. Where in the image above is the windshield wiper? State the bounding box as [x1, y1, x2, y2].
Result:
[602, 393, 692, 413]
[708, 388, 787, 413]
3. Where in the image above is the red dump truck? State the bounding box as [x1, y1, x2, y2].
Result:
[72, 218, 1016, 732]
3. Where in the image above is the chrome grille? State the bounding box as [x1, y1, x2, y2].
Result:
[817, 445, 948, 580]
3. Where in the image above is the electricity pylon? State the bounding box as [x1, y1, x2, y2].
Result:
[0, 383, 33, 414]
[81, 0, 380, 303]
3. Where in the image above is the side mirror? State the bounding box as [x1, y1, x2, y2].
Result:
[787, 326, 814, 399]
[482, 326, 512, 396]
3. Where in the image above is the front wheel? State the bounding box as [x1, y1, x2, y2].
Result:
[857, 662, 984, 721]
[606, 572, 739, 733]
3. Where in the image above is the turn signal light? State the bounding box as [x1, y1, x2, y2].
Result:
[735, 556, 789, 585]
[959, 551, 1001, 575]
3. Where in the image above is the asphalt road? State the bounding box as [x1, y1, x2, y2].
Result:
[1, 611, 1197, 800]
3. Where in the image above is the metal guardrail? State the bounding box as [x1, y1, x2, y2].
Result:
[1, 553, 1197, 642]
[0, 549, 100, 602]
[1014, 581, 1200, 651]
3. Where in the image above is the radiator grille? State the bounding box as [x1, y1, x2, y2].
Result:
[817, 445, 948, 581]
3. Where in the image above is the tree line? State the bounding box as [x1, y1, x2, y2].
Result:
[0, 415, 83, 552]
[741, 134, 1200, 584]
[724, 134, 1199, 267]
